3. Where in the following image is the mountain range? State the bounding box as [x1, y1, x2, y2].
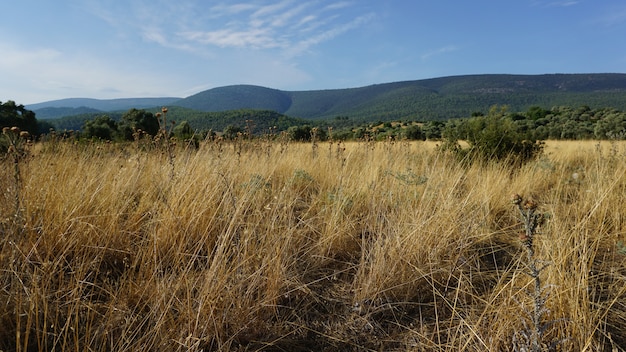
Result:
[28, 73, 626, 121]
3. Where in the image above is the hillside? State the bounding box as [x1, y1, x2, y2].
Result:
[29, 73, 626, 122]
[27, 97, 181, 117]
[174, 73, 626, 121]
[34, 106, 103, 119]
[176, 85, 291, 112]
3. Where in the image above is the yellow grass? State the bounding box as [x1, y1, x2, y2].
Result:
[1, 138, 625, 351]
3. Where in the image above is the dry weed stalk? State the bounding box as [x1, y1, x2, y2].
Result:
[511, 194, 564, 352]
[155, 106, 176, 180]
[2, 126, 30, 228]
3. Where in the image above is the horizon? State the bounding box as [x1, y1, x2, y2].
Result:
[3, 1, 626, 105]
[23, 72, 626, 107]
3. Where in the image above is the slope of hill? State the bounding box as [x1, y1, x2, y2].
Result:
[175, 85, 292, 113]
[28, 74, 626, 122]
[174, 73, 626, 121]
[27, 97, 181, 115]
[34, 106, 103, 119]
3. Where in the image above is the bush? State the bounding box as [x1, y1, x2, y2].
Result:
[82, 115, 118, 140]
[402, 124, 426, 140]
[442, 106, 543, 164]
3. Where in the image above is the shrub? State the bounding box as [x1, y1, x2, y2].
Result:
[442, 105, 543, 164]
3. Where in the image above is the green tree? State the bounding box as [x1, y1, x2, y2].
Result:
[594, 111, 626, 139]
[223, 125, 244, 139]
[443, 105, 542, 163]
[82, 115, 118, 140]
[0, 101, 38, 136]
[423, 121, 444, 140]
[118, 108, 159, 140]
[402, 124, 426, 140]
[526, 106, 548, 121]
[173, 120, 194, 140]
[287, 125, 312, 141]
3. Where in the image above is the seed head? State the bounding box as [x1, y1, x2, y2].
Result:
[523, 198, 537, 210]
[511, 193, 523, 205]
[10, 126, 20, 134]
[161, 107, 168, 114]
[20, 131, 30, 139]
[2, 127, 9, 134]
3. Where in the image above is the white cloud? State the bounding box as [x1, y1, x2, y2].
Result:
[547, 1, 580, 7]
[286, 13, 375, 57]
[323, 1, 353, 11]
[1, 0, 378, 102]
[421, 45, 459, 60]
[531, 0, 581, 8]
[180, 28, 281, 49]
[251, 0, 294, 20]
[0, 42, 180, 103]
[96, 0, 375, 56]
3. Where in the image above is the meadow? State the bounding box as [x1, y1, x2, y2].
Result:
[1, 135, 625, 351]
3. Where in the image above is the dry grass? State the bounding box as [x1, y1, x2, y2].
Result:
[1, 138, 626, 351]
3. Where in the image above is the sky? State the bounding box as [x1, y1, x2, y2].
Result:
[1, 0, 626, 105]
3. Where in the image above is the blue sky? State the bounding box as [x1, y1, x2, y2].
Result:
[2, 0, 625, 104]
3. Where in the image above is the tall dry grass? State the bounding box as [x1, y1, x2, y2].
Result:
[1, 137, 625, 351]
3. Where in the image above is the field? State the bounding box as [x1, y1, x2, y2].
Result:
[1, 136, 626, 351]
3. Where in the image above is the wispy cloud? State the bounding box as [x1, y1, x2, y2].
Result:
[323, 1, 353, 11]
[531, 0, 581, 8]
[421, 45, 459, 60]
[180, 28, 280, 49]
[88, 0, 374, 56]
[548, 1, 580, 7]
[286, 13, 375, 57]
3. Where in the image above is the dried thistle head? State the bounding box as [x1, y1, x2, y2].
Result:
[10, 126, 20, 134]
[2, 127, 10, 135]
[518, 232, 530, 242]
[511, 193, 523, 205]
[523, 198, 538, 210]
[19, 131, 30, 139]
[161, 107, 168, 114]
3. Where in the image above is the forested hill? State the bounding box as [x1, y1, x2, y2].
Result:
[174, 73, 626, 121]
[29, 73, 626, 122]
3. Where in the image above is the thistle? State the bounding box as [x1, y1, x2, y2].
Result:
[2, 126, 30, 227]
[511, 194, 563, 352]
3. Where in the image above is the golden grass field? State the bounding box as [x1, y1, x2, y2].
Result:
[1, 137, 626, 351]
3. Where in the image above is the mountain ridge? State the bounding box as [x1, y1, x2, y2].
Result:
[28, 73, 626, 120]
[26, 97, 182, 118]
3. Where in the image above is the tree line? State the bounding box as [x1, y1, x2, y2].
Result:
[4, 99, 626, 147]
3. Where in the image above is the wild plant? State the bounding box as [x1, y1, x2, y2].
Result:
[275, 130, 289, 154]
[233, 131, 244, 162]
[335, 140, 347, 168]
[361, 132, 375, 152]
[2, 126, 31, 227]
[155, 107, 176, 180]
[605, 130, 625, 161]
[244, 119, 255, 140]
[213, 135, 225, 158]
[310, 127, 319, 157]
[511, 194, 565, 352]
[263, 126, 277, 158]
